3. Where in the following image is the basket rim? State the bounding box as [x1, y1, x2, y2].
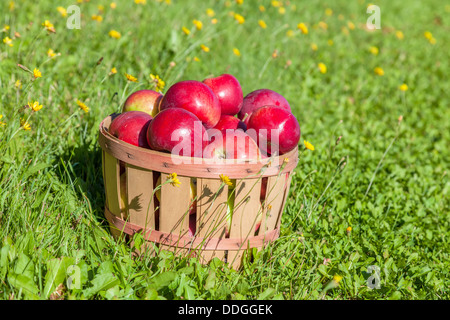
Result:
[98, 113, 299, 179]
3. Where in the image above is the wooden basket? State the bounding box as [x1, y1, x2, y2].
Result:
[98, 114, 299, 269]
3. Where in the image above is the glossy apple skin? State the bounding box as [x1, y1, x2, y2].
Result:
[159, 80, 221, 129]
[246, 105, 300, 156]
[202, 74, 243, 115]
[238, 89, 291, 126]
[122, 89, 163, 117]
[109, 111, 153, 148]
[147, 108, 207, 158]
[213, 114, 247, 132]
[203, 129, 260, 160]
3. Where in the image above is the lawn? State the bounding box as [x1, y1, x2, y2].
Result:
[0, 0, 448, 301]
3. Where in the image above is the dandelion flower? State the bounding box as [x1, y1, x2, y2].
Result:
[318, 21, 328, 30]
[424, 31, 433, 40]
[279, 7, 286, 14]
[428, 37, 436, 45]
[259, 5, 265, 12]
[347, 21, 355, 30]
[76, 100, 90, 113]
[125, 73, 138, 82]
[395, 30, 404, 40]
[235, 0, 243, 4]
[286, 30, 294, 37]
[110, 2, 117, 9]
[327, 39, 334, 46]
[3, 36, 13, 47]
[369, 46, 379, 55]
[233, 48, 241, 56]
[91, 15, 103, 22]
[220, 174, 233, 187]
[167, 172, 181, 187]
[20, 118, 31, 131]
[271, 0, 281, 7]
[2, 25, 10, 31]
[15, 79, 22, 89]
[317, 62, 327, 74]
[182, 26, 190, 35]
[211, 18, 218, 24]
[33, 68, 42, 79]
[134, 0, 146, 4]
[399, 83, 408, 91]
[304, 140, 315, 150]
[311, 43, 318, 51]
[0, 115, 6, 127]
[57, 6, 67, 17]
[333, 274, 343, 284]
[374, 67, 384, 76]
[206, 8, 215, 17]
[110, 67, 117, 75]
[234, 13, 245, 24]
[297, 22, 308, 34]
[28, 100, 43, 112]
[258, 20, 267, 29]
[193, 56, 200, 62]
[346, 226, 352, 233]
[200, 44, 210, 52]
[150, 74, 165, 92]
[47, 48, 57, 58]
[108, 30, 121, 39]
[193, 19, 203, 30]
[325, 8, 333, 16]
[42, 20, 56, 33]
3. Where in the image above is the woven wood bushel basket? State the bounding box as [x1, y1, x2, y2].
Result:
[98, 114, 299, 269]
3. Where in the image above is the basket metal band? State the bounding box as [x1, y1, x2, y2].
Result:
[104, 206, 280, 251]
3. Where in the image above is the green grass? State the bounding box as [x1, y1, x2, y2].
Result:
[0, 0, 449, 300]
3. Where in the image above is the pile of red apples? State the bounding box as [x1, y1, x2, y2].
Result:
[109, 74, 301, 162]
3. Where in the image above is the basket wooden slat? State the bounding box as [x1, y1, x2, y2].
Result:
[98, 114, 298, 269]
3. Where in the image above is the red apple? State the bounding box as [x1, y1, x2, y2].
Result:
[203, 129, 260, 161]
[146, 108, 207, 158]
[213, 114, 247, 132]
[238, 89, 291, 126]
[202, 74, 243, 115]
[109, 111, 153, 148]
[246, 105, 300, 156]
[122, 89, 163, 117]
[159, 80, 221, 129]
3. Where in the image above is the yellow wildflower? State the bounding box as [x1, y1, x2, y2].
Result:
[0, 115, 5, 127]
[33, 68, 42, 79]
[15, 79, 22, 89]
[168, 173, 181, 187]
[325, 8, 333, 16]
[42, 20, 56, 33]
[211, 18, 218, 24]
[346, 226, 352, 233]
[399, 83, 408, 91]
[110, 2, 117, 9]
[3, 36, 13, 47]
[2, 25, 10, 32]
[150, 74, 165, 92]
[347, 21, 355, 30]
[317, 63, 327, 74]
[193, 56, 200, 62]
[47, 48, 57, 58]
[297, 22, 308, 34]
[395, 30, 404, 40]
[369, 46, 379, 55]
[76, 100, 90, 113]
[134, 0, 146, 4]
[374, 67, 384, 76]
[125, 73, 138, 82]
[57, 6, 67, 17]
[200, 44, 210, 52]
[279, 7, 286, 14]
[333, 274, 343, 284]
[20, 118, 31, 131]
[424, 31, 433, 40]
[271, 0, 281, 7]
[234, 13, 245, 24]
[318, 21, 328, 30]
[233, 47, 241, 56]
[206, 8, 215, 17]
[182, 26, 190, 35]
[110, 67, 117, 75]
[327, 39, 334, 46]
[98, 5, 105, 12]
[193, 19, 203, 30]
[108, 30, 121, 39]
[235, 0, 243, 4]
[220, 174, 233, 187]
[259, 5, 265, 12]
[258, 20, 267, 29]
[428, 37, 436, 45]
[311, 43, 318, 51]
[286, 30, 294, 37]
[91, 15, 103, 22]
[28, 100, 43, 112]
[304, 140, 315, 150]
